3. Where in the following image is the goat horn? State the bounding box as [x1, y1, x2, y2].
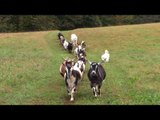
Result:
[66, 57, 69, 60]
[88, 60, 92, 64]
[98, 61, 105, 65]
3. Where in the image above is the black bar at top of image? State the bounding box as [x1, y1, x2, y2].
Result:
[0, 0, 159, 14]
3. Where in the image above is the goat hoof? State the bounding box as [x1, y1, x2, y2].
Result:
[94, 95, 98, 97]
[70, 98, 74, 101]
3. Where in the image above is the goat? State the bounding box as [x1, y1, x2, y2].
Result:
[87, 61, 106, 97]
[71, 34, 78, 47]
[64, 61, 82, 101]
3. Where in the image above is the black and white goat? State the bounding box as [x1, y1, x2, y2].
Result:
[63, 58, 82, 101]
[87, 61, 106, 97]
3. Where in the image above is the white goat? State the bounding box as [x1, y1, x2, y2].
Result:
[71, 34, 78, 46]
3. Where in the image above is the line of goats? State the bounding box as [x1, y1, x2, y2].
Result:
[58, 32, 110, 101]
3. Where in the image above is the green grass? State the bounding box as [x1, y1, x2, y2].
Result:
[0, 23, 160, 105]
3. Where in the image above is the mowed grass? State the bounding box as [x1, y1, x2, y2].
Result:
[0, 23, 160, 105]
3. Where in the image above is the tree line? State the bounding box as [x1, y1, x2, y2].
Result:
[0, 15, 160, 32]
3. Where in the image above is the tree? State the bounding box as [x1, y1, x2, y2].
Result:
[82, 15, 102, 27]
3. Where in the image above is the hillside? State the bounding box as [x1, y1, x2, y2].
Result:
[0, 23, 160, 104]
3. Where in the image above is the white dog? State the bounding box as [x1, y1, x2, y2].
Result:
[101, 50, 110, 62]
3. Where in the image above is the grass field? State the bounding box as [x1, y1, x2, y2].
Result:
[0, 23, 160, 105]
